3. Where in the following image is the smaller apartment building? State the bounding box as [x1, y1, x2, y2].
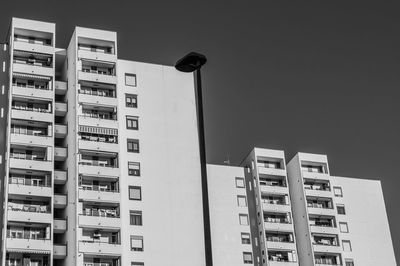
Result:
[208, 148, 396, 266]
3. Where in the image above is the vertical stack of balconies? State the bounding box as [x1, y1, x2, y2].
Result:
[3, 18, 58, 266]
[287, 153, 344, 266]
[243, 148, 299, 266]
[74, 33, 121, 266]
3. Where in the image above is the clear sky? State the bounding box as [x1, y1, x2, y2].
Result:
[1, 0, 399, 262]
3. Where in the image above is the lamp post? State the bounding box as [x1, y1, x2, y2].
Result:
[175, 52, 212, 266]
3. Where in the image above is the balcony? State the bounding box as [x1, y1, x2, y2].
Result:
[12, 84, 53, 100]
[55, 124, 67, 138]
[78, 162, 119, 178]
[10, 132, 52, 147]
[7, 208, 51, 224]
[8, 183, 51, 198]
[79, 139, 119, 153]
[78, 115, 118, 129]
[78, 90, 118, 107]
[14, 36, 53, 54]
[79, 241, 121, 256]
[53, 244, 67, 259]
[262, 202, 291, 213]
[266, 240, 296, 251]
[54, 146, 67, 161]
[302, 170, 330, 180]
[78, 70, 117, 85]
[55, 102, 67, 116]
[314, 254, 342, 266]
[79, 214, 121, 230]
[307, 206, 336, 217]
[264, 221, 294, 232]
[6, 237, 52, 253]
[54, 219, 67, 233]
[258, 166, 287, 177]
[260, 184, 289, 195]
[9, 157, 52, 172]
[313, 243, 342, 254]
[268, 262, 298, 266]
[78, 48, 117, 63]
[13, 58, 53, 77]
[54, 194, 67, 208]
[55, 81, 67, 94]
[11, 108, 53, 123]
[309, 224, 339, 235]
[268, 250, 298, 266]
[79, 188, 120, 203]
[54, 170, 67, 184]
[304, 187, 332, 198]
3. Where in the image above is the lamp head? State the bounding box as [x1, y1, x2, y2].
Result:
[175, 52, 207, 72]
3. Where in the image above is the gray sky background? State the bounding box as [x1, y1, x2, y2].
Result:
[1, 0, 399, 261]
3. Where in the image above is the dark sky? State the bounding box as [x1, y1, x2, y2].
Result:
[1, 0, 399, 261]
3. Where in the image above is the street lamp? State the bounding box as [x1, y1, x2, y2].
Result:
[175, 52, 212, 266]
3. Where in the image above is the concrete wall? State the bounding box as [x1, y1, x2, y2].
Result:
[332, 176, 397, 266]
[117, 59, 205, 266]
[207, 164, 252, 266]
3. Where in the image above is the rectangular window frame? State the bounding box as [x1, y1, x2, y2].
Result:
[125, 94, 138, 108]
[127, 139, 140, 153]
[128, 162, 140, 176]
[126, 116, 139, 130]
[339, 222, 349, 233]
[237, 195, 247, 207]
[333, 186, 343, 197]
[342, 240, 352, 252]
[241, 232, 251, 244]
[130, 210, 143, 226]
[239, 214, 249, 225]
[129, 186, 142, 201]
[243, 252, 253, 264]
[235, 177, 245, 188]
[125, 73, 137, 87]
[130, 235, 144, 251]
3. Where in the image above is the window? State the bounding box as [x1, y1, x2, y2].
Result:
[129, 186, 141, 200]
[128, 162, 140, 176]
[345, 259, 354, 266]
[243, 252, 253, 264]
[130, 210, 143, 226]
[130, 235, 143, 251]
[333, 186, 343, 197]
[239, 214, 249, 225]
[337, 204, 346, 215]
[342, 240, 352, 252]
[237, 195, 247, 207]
[241, 233, 251, 244]
[235, 177, 245, 188]
[125, 73, 137, 86]
[127, 139, 140, 153]
[339, 222, 349, 233]
[126, 94, 137, 108]
[126, 116, 139, 130]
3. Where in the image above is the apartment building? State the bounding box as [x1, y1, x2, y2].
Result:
[0, 17, 206, 266]
[0, 17, 396, 266]
[208, 148, 396, 266]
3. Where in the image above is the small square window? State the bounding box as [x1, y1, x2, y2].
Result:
[129, 186, 141, 200]
[125, 73, 137, 86]
[345, 259, 354, 266]
[239, 214, 249, 225]
[237, 195, 247, 207]
[342, 240, 352, 252]
[130, 210, 143, 226]
[243, 252, 253, 264]
[333, 186, 343, 197]
[339, 222, 349, 233]
[235, 177, 245, 188]
[337, 204, 346, 215]
[131, 235, 143, 251]
[126, 116, 139, 130]
[241, 232, 251, 244]
[128, 162, 140, 176]
[127, 139, 140, 153]
[126, 94, 138, 108]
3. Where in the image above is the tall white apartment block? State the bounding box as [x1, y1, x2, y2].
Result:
[208, 148, 396, 266]
[0, 17, 206, 266]
[0, 18, 396, 266]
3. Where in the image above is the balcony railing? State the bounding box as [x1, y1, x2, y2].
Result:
[314, 259, 340, 265]
[266, 236, 293, 243]
[8, 203, 50, 213]
[262, 199, 288, 205]
[9, 177, 51, 187]
[12, 105, 51, 113]
[80, 240, 120, 245]
[79, 160, 117, 168]
[307, 203, 333, 209]
[14, 36, 51, 46]
[13, 82, 50, 90]
[78, 45, 113, 54]
[11, 127, 48, 137]
[264, 218, 291, 224]
[310, 222, 335, 228]
[7, 230, 49, 240]
[268, 256, 290, 262]
[79, 185, 119, 193]
[84, 263, 117, 266]
[81, 210, 119, 218]
[80, 136, 118, 144]
[81, 113, 117, 120]
[260, 181, 287, 187]
[13, 59, 52, 68]
[10, 153, 49, 161]
[79, 89, 116, 98]
[313, 240, 338, 246]
[81, 69, 114, 76]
